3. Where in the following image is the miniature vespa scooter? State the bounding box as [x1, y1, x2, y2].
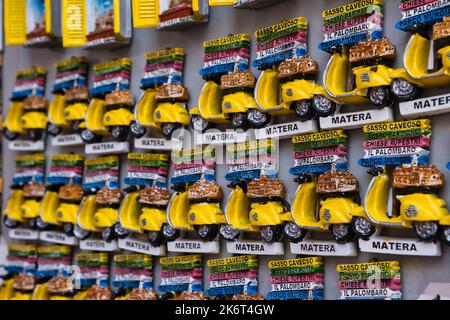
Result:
[323, 36, 423, 108]
[221, 175, 293, 243]
[190, 34, 268, 131]
[253, 17, 337, 121]
[398, 11, 450, 88]
[290, 167, 375, 244]
[132, 48, 190, 140]
[364, 162, 450, 245]
[47, 56, 89, 136]
[167, 176, 227, 240]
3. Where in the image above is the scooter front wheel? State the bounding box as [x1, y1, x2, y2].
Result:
[130, 121, 146, 138]
[260, 225, 283, 243]
[196, 224, 219, 241]
[161, 223, 180, 242]
[102, 227, 116, 242]
[148, 231, 164, 247]
[331, 223, 354, 244]
[81, 129, 102, 144]
[283, 222, 307, 243]
[111, 126, 130, 142]
[391, 79, 419, 101]
[247, 109, 271, 129]
[441, 227, 450, 246]
[47, 123, 62, 136]
[72, 120, 83, 133]
[113, 223, 129, 239]
[312, 95, 337, 117]
[190, 115, 211, 132]
[351, 217, 375, 240]
[219, 224, 240, 241]
[63, 223, 74, 236]
[36, 217, 49, 230]
[161, 122, 181, 140]
[293, 100, 315, 121]
[2, 128, 19, 141]
[231, 112, 248, 130]
[414, 221, 439, 241]
[29, 129, 44, 142]
[73, 225, 91, 240]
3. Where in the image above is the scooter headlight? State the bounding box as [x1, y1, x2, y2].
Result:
[312, 95, 332, 112]
[391, 79, 414, 97]
[219, 224, 240, 240]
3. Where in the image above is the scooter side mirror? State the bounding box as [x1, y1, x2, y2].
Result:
[83, 188, 97, 196]
[367, 166, 384, 176]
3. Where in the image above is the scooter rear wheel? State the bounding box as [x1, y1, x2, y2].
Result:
[162, 123, 181, 140]
[102, 227, 116, 242]
[73, 225, 91, 240]
[130, 121, 146, 138]
[3, 215, 20, 229]
[247, 109, 271, 129]
[231, 113, 248, 130]
[190, 115, 211, 133]
[47, 124, 62, 136]
[63, 223, 74, 236]
[148, 231, 164, 247]
[2, 128, 19, 141]
[161, 224, 180, 242]
[81, 129, 102, 144]
[331, 223, 354, 244]
[36, 217, 49, 230]
[113, 223, 129, 239]
[72, 120, 83, 133]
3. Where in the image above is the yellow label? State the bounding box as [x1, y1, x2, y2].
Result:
[16, 153, 46, 162]
[203, 34, 250, 48]
[226, 139, 272, 153]
[85, 156, 119, 166]
[8, 243, 37, 252]
[75, 252, 109, 262]
[51, 154, 84, 162]
[93, 58, 131, 72]
[322, 0, 383, 18]
[363, 119, 430, 133]
[172, 146, 215, 158]
[160, 255, 202, 265]
[38, 245, 71, 255]
[336, 261, 400, 273]
[54, 56, 87, 68]
[207, 255, 257, 267]
[268, 257, 322, 269]
[144, 48, 184, 59]
[114, 254, 152, 264]
[128, 153, 169, 161]
[255, 17, 308, 38]
[292, 130, 346, 144]
[16, 67, 46, 77]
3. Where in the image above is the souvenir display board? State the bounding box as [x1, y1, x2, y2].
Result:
[1, 0, 449, 301]
[336, 261, 402, 300]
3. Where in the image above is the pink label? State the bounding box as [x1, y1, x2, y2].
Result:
[145, 61, 184, 72]
[400, 0, 439, 11]
[363, 136, 430, 149]
[84, 168, 119, 178]
[7, 256, 37, 263]
[50, 166, 83, 174]
[14, 79, 46, 87]
[204, 48, 250, 62]
[208, 270, 257, 281]
[56, 68, 87, 79]
[37, 257, 71, 265]
[322, 12, 383, 33]
[270, 273, 324, 284]
[292, 145, 347, 159]
[256, 30, 307, 52]
[17, 166, 45, 173]
[339, 277, 401, 290]
[172, 162, 215, 170]
[93, 70, 130, 82]
[160, 268, 203, 278]
[126, 165, 168, 176]
[114, 267, 152, 276]
[227, 155, 275, 165]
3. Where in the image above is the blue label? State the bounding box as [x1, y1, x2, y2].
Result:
[140, 76, 182, 88]
[170, 173, 215, 186]
[199, 62, 249, 78]
[82, 180, 119, 191]
[266, 289, 324, 300]
[357, 155, 429, 167]
[52, 78, 87, 92]
[12, 176, 45, 185]
[90, 83, 129, 96]
[289, 163, 347, 175]
[157, 283, 190, 292]
[47, 176, 82, 186]
[447, 162, 450, 170]
[396, 7, 450, 31]
[252, 48, 307, 70]
[123, 178, 166, 189]
[225, 170, 277, 182]
[12, 88, 45, 99]
[318, 31, 383, 52]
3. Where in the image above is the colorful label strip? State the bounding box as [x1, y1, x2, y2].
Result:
[206, 255, 258, 297]
[124, 153, 169, 188]
[90, 58, 131, 96]
[396, 0, 450, 30]
[253, 17, 308, 70]
[336, 261, 402, 300]
[158, 255, 203, 293]
[225, 139, 276, 181]
[358, 119, 431, 167]
[47, 154, 84, 186]
[319, 0, 384, 52]
[13, 153, 45, 185]
[141, 48, 184, 88]
[53, 56, 88, 92]
[170, 147, 216, 185]
[74, 253, 109, 289]
[36, 245, 72, 279]
[200, 34, 250, 79]
[4, 244, 38, 275]
[83, 156, 120, 190]
[290, 130, 348, 175]
[267, 257, 324, 300]
[112, 254, 153, 290]
[12, 67, 46, 99]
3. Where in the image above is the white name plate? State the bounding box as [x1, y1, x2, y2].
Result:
[399, 93, 450, 118]
[290, 239, 357, 256]
[167, 239, 220, 253]
[226, 240, 284, 255]
[196, 130, 252, 145]
[9, 228, 39, 240]
[118, 238, 166, 256]
[358, 236, 441, 256]
[39, 231, 79, 245]
[85, 142, 129, 154]
[9, 140, 44, 151]
[79, 239, 118, 251]
[51, 134, 83, 146]
[320, 108, 393, 130]
[135, 137, 183, 150]
[254, 120, 317, 140]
